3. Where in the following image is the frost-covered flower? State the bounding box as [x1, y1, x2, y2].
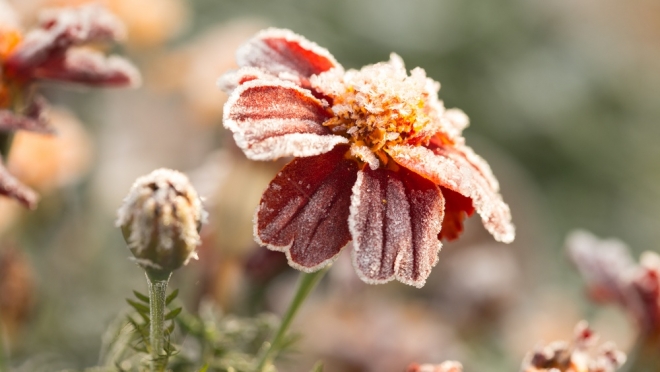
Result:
[219, 28, 515, 287]
[520, 321, 626, 372]
[0, 1, 140, 208]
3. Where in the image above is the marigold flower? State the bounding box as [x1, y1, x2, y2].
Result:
[0, 1, 140, 208]
[219, 28, 515, 287]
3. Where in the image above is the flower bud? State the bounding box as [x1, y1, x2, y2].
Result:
[116, 168, 206, 279]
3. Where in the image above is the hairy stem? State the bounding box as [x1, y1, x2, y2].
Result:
[146, 272, 171, 372]
[255, 267, 329, 372]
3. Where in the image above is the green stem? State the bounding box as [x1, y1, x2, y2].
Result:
[0, 132, 14, 160]
[146, 272, 171, 372]
[0, 319, 8, 371]
[255, 267, 329, 372]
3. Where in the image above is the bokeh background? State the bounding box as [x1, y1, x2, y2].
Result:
[2, 0, 660, 370]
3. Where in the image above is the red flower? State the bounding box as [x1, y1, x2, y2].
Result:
[219, 28, 515, 287]
[0, 3, 141, 208]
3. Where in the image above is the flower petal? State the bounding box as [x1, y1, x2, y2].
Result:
[0, 158, 39, 209]
[349, 167, 444, 288]
[255, 145, 357, 271]
[236, 28, 340, 82]
[223, 79, 348, 160]
[388, 144, 515, 243]
[5, 5, 126, 76]
[32, 48, 141, 87]
[0, 96, 54, 134]
[439, 186, 475, 241]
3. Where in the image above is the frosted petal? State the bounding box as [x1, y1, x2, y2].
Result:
[223, 79, 347, 160]
[349, 167, 443, 288]
[236, 28, 340, 83]
[5, 5, 126, 74]
[255, 145, 357, 271]
[0, 157, 38, 209]
[33, 48, 141, 87]
[0, 96, 54, 134]
[217, 66, 276, 94]
[388, 144, 514, 243]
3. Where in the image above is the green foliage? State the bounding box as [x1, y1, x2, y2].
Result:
[71, 290, 294, 372]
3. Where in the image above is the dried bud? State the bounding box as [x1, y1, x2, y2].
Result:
[116, 168, 206, 279]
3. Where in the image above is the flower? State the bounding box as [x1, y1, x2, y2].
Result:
[116, 168, 207, 279]
[567, 229, 660, 337]
[0, 1, 140, 208]
[520, 321, 626, 372]
[219, 28, 514, 287]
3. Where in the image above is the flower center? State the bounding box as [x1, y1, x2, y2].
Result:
[312, 54, 439, 168]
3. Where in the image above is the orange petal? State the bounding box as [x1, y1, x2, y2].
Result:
[349, 166, 444, 288]
[255, 145, 357, 271]
[387, 144, 514, 243]
[439, 186, 475, 241]
[223, 79, 348, 160]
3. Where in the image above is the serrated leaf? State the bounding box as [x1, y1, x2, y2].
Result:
[166, 289, 179, 305]
[126, 299, 150, 314]
[165, 307, 182, 320]
[133, 290, 150, 304]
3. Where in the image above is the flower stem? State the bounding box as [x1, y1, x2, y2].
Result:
[146, 272, 171, 372]
[255, 267, 329, 372]
[0, 319, 7, 372]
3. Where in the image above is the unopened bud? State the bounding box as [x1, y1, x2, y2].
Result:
[116, 168, 206, 279]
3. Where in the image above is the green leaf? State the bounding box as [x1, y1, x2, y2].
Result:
[126, 299, 150, 314]
[166, 289, 179, 305]
[133, 290, 150, 304]
[165, 322, 175, 335]
[310, 361, 324, 372]
[197, 365, 209, 372]
[165, 307, 182, 320]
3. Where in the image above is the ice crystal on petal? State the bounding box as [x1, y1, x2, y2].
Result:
[388, 144, 514, 243]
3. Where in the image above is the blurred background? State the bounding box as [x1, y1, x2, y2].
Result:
[2, 0, 660, 370]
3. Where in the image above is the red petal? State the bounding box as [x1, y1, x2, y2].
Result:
[224, 79, 348, 160]
[32, 48, 141, 88]
[5, 5, 126, 77]
[349, 167, 444, 288]
[439, 187, 475, 241]
[0, 158, 38, 209]
[236, 28, 339, 82]
[255, 145, 357, 271]
[387, 144, 514, 243]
